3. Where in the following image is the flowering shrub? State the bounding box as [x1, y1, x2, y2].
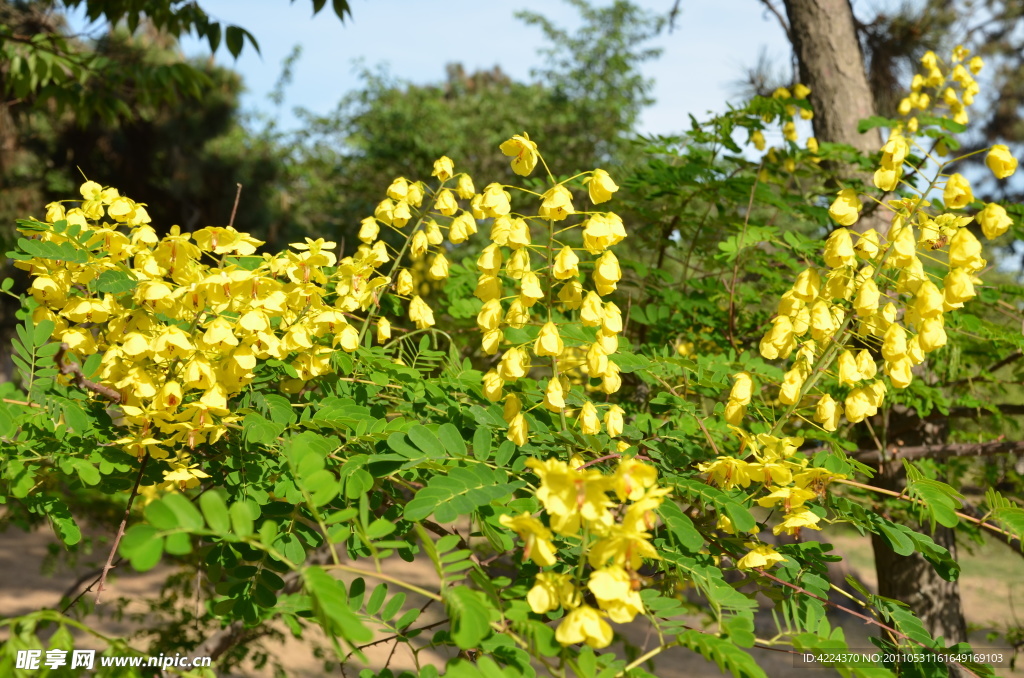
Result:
[1, 45, 1023, 678]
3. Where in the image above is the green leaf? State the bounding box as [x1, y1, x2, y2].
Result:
[407, 424, 445, 458]
[305, 566, 374, 645]
[200, 491, 230, 534]
[659, 500, 704, 553]
[244, 413, 284, 446]
[120, 525, 164, 571]
[161, 493, 204, 532]
[95, 269, 137, 295]
[404, 465, 518, 522]
[302, 469, 340, 507]
[225, 25, 244, 58]
[677, 629, 766, 677]
[144, 498, 180, 530]
[229, 501, 255, 538]
[472, 427, 491, 460]
[437, 423, 467, 458]
[445, 585, 492, 650]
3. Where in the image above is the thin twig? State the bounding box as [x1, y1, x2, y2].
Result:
[95, 457, 149, 604]
[228, 183, 243, 229]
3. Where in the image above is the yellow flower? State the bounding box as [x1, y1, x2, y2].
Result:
[837, 350, 860, 386]
[456, 173, 475, 199]
[376, 317, 391, 344]
[948, 227, 985, 272]
[428, 252, 449, 280]
[986, 145, 1018, 179]
[823, 227, 856, 268]
[477, 299, 503, 331]
[499, 512, 557, 567]
[750, 130, 766, 151]
[856, 349, 877, 379]
[448, 212, 477, 243]
[539, 185, 575, 221]
[555, 605, 613, 649]
[977, 203, 1012, 240]
[482, 369, 504, 402]
[918, 315, 946, 352]
[913, 280, 944, 318]
[505, 298, 530, 328]
[409, 230, 429, 260]
[943, 173, 974, 209]
[582, 213, 627, 254]
[779, 366, 806, 405]
[585, 169, 619, 204]
[613, 457, 657, 502]
[544, 377, 565, 411]
[588, 566, 645, 623]
[434, 189, 458, 217]
[593, 251, 621, 296]
[943, 267, 976, 307]
[396, 269, 414, 296]
[499, 133, 539, 176]
[498, 346, 529, 381]
[507, 413, 529, 446]
[507, 217, 531, 249]
[783, 121, 798, 142]
[854, 278, 879, 316]
[697, 456, 752, 490]
[885, 355, 914, 389]
[553, 245, 580, 280]
[519, 271, 545, 306]
[736, 543, 786, 570]
[408, 295, 435, 329]
[558, 280, 583, 309]
[791, 268, 820, 301]
[815, 393, 841, 431]
[724, 400, 746, 426]
[534, 321, 564, 357]
[881, 322, 907, 361]
[604, 404, 624, 437]
[828, 189, 862, 226]
[481, 183, 511, 217]
[505, 248, 530, 280]
[772, 506, 822, 536]
[392, 200, 412, 228]
[528, 572, 579, 615]
[432, 156, 455, 181]
[844, 386, 876, 423]
[730, 372, 754, 405]
[855, 229, 881, 259]
[474, 275, 502, 304]
[358, 217, 379, 244]
[579, 401, 601, 435]
[806, 137, 819, 153]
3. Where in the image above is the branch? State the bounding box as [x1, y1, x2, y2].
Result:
[757, 0, 792, 43]
[95, 457, 148, 604]
[853, 439, 1024, 464]
[56, 344, 121, 402]
[756, 570, 982, 677]
[947, 350, 1023, 388]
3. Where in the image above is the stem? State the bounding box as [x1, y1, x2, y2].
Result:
[95, 456, 149, 604]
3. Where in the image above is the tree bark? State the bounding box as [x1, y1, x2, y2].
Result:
[782, 0, 881, 155]
[783, 0, 969, 656]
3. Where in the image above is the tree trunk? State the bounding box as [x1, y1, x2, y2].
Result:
[782, 0, 969, 655]
[782, 0, 881, 155]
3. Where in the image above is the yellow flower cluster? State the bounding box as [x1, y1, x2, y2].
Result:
[18, 177, 415, 491]
[500, 456, 668, 649]
[897, 47, 982, 128]
[720, 46, 1018, 569]
[748, 83, 820, 166]
[698, 430, 844, 556]
[482, 133, 627, 446]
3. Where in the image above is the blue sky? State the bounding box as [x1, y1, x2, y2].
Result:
[69, 0, 793, 137]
